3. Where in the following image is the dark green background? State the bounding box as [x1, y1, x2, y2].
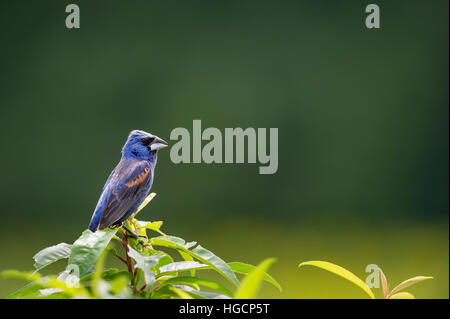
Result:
[0, 1, 448, 298]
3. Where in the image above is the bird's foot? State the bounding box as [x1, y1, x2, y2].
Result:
[138, 240, 150, 247]
[121, 223, 147, 242]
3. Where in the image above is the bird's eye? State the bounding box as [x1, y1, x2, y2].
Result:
[141, 137, 155, 145]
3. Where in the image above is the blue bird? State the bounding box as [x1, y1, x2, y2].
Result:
[88, 130, 168, 239]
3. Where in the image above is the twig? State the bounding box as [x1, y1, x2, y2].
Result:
[122, 232, 137, 291]
[150, 284, 161, 295]
[113, 253, 128, 265]
[135, 284, 147, 296]
[113, 234, 126, 247]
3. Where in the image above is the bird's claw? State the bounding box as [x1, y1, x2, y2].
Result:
[138, 240, 149, 247]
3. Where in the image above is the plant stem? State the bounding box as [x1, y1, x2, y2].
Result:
[135, 284, 147, 296]
[122, 232, 137, 292]
[150, 284, 161, 295]
[113, 253, 128, 265]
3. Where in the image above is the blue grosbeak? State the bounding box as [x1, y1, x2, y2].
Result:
[88, 130, 168, 238]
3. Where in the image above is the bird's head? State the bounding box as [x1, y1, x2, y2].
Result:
[122, 130, 168, 160]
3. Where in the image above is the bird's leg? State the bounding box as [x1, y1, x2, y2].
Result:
[121, 223, 146, 240]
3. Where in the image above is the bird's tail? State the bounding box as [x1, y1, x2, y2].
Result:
[88, 212, 101, 232]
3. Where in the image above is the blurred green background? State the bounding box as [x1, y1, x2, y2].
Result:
[0, 1, 448, 298]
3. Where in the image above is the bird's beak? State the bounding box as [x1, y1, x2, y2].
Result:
[150, 136, 169, 151]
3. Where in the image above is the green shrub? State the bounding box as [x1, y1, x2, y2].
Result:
[2, 193, 281, 299]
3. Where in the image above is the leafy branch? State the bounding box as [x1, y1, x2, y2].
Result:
[2, 193, 281, 299]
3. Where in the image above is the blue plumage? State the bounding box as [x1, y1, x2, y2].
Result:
[88, 130, 168, 232]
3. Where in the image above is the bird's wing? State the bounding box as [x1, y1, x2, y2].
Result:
[98, 159, 153, 229]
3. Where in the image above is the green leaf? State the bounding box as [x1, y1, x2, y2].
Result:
[388, 276, 433, 298]
[109, 274, 133, 296]
[2, 270, 41, 282]
[176, 285, 232, 299]
[151, 235, 187, 249]
[151, 284, 178, 299]
[137, 220, 163, 232]
[178, 250, 196, 276]
[191, 245, 240, 287]
[154, 254, 174, 272]
[158, 261, 208, 276]
[183, 289, 231, 299]
[128, 246, 166, 287]
[56, 268, 80, 289]
[38, 288, 64, 297]
[6, 283, 44, 299]
[229, 262, 282, 292]
[378, 267, 389, 299]
[104, 246, 118, 256]
[298, 260, 375, 299]
[389, 292, 415, 299]
[68, 228, 118, 277]
[91, 250, 107, 298]
[2, 270, 89, 298]
[162, 276, 234, 297]
[151, 236, 240, 287]
[131, 192, 156, 218]
[152, 284, 230, 299]
[134, 219, 165, 236]
[235, 258, 276, 299]
[169, 286, 194, 299]
[151, 284, 196, 299]
[33, 243, 72, 271]
[80, 268, 133, 283]
[157, 261, 282, 293]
